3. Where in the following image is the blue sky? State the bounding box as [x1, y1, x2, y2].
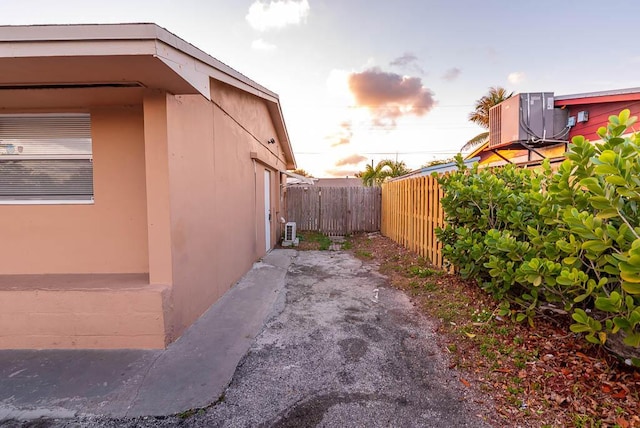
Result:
[2, 0, 640, 176]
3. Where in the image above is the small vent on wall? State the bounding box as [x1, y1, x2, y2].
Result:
[489, 103, 502, 148]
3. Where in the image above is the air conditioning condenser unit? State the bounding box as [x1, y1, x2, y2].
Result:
[282, 222, 298, 247]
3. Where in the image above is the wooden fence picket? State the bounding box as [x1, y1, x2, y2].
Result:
[286, 186, 381, 235]
[381, 175, 448, 269]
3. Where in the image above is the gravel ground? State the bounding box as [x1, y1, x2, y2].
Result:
[4, 251, 494, 427]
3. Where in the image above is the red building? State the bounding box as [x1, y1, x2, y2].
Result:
[557, 88, 640, 141]
[467, 87, 640, 167]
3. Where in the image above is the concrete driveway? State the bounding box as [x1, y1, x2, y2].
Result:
[2, 250, 492, 427]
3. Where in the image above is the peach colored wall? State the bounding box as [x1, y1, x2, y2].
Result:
[161, 84, 287, 340]
[0, 285, 167, 349]
[0, 84, 287, 347]
[210, 80, 287, 252]
[0, 105, 149, 274]
[211, 81, 289, 172]
[142, 91, 174, 286]
[210, 81, 288, 259]
[163, 94, 220, 339]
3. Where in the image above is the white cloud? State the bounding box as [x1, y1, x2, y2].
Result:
[251, 38, 277, 51]
[246, 0, 310, 31]
[508, 71, 526, 84]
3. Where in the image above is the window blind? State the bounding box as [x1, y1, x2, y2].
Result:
[0, 113, 93, 202]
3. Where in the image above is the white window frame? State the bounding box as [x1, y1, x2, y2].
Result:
[0, 113, 94, 205]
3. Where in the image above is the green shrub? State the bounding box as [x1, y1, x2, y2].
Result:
[436, 110, 640, 364]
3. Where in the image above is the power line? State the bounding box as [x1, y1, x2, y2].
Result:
[296, 150, 462, 155]
[285, 104, 474, 109]
[344, 126, 477, 131]
[344, 104, 473, 109]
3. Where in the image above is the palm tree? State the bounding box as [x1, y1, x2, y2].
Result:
[381, 159, 410, 177]
[460, 86, 513, 152]
[358, 163, 384, 187]
[358, 159, 410, 187]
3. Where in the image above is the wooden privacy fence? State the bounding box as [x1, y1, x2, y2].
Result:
[381, 175, 446, 268]
[286, 186, 381, 235]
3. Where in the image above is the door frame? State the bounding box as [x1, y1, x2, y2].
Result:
[264, 169, 271, 252]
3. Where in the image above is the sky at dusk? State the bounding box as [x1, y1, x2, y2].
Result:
[2, 0, 640, 177]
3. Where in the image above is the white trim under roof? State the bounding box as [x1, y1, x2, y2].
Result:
[556, 87, 640, 101]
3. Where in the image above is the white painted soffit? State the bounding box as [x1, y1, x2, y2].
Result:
[154, 41, 211, 100]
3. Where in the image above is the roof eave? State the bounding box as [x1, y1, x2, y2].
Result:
[555, 87, 640, 106]
[0, 23, 278, 101]
[465, 141, 489, 159]
[0, 23, 296, 168]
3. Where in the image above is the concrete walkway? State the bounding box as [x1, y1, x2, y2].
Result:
[0, 250, 295, 421]
[188, 251, 492, 427]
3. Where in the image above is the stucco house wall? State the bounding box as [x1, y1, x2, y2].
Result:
[0, 284, 167, 349]
[162, 82, 289, 340]
[0, 23, 296, 349]
[0, 103, 149, 274]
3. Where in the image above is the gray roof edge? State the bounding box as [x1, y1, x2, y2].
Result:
[0, 22, 159, 40]
[0, 23, 279, 101]
[151, 24, 279, 100]
[387, 157, 480, 182]
[556, 87, 640, 101]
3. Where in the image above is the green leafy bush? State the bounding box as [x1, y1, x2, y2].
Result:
[436, 110, 640, 364]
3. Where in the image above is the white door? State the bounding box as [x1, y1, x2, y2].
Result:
[264, 169, 271, 252]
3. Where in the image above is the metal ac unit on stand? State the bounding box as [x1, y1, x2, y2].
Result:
[489, 92, 569, 149]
